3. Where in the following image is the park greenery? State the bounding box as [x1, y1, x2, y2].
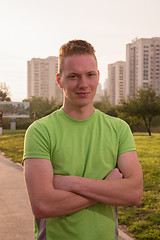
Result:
[119, 133, 160, 239]
[0, 130, 160, 239]
[23, 96, 58, 119]
[117, 87, 160, 136]
[0, 82, 11, 101]
[0, 102, 29, 117]
[1, 84, 160, 135]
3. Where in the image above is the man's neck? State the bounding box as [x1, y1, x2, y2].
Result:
[62, 104, 95, 120]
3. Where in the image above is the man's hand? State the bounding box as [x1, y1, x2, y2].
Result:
[105, 168, 123, 180]
[53, 168, 123, 192]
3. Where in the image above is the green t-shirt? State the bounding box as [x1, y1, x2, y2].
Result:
[24, 108, 136, 240]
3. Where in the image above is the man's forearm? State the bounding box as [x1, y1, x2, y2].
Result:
[69, 176, 142, 206]
[33, 188, 97, 219]
[68, 151, 143, 206]
[54, 167, 142, 207]
[53, 169, 126, 206]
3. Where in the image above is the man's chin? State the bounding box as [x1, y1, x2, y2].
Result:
[74, 100, 93, 108]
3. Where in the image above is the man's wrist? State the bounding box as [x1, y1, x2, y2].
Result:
[69, 176, 79, 192]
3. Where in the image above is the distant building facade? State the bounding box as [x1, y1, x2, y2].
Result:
[126, 37, 160, 97]
[94, 83, 103, 102]
[27, 57, 63, 102]
[103, 79, 108, 97]
[108, 61, 126, 105]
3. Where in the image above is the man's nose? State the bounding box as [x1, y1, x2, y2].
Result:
[78, 76, 88, 88]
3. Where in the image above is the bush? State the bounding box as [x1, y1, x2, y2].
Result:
[2, 118, 34, 130]
[2, 118, 10, 129]
[16, 118, 34, 129]
[42, 102, 63, 117]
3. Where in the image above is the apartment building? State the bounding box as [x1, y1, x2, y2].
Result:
[103, 78, 108, 97]
[94, 83, 103, 102]
[108, 61, 126, 105]
[27, 57, 63, 102]
[126, 37, 160, 98]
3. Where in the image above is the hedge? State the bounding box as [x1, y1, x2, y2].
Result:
[2, 118, 34, 130]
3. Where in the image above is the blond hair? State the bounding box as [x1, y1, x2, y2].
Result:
[58, 40, 97, 75]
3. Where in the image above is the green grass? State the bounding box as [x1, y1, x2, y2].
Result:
[0, 130, 160, 239]
[119, 133, 160, 239]
[0, 130, 25, 163]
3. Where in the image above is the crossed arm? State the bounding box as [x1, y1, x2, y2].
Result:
[24, 150, 143, 219]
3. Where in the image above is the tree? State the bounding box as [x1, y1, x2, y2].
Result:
[94, 96, 118, 117]
[118, 86, 160, 136]
[94, 96, 111, 113]
[42, 102, 63, 117]
[0, 82, 11, 101]
[24, 96, 59, 119]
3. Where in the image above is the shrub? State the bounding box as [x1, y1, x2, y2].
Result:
[2, 118, 34, 130]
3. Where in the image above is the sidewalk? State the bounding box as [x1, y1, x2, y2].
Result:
[0, 152, 34, 240]
[0, 152, 134, 240]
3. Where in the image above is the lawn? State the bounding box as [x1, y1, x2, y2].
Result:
[119, 133, 160, 239]
[0, 130, 25, 163]
[0, 130, 160, 239]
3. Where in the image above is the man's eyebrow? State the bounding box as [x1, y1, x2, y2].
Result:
[87, 70, 98, 74]
[67, 70, 97, 75]
[68, 72, 79, 75]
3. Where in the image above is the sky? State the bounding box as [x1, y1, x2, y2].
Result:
[0, 0, 160, 102]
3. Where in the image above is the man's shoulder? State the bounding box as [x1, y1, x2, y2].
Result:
[96, 109, 129, 131]
[27, 109, 62, 132]
[97, 109, 125, 124]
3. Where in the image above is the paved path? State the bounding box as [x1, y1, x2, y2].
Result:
[0, 152, 34, 240]
[0, 152, 134, 240]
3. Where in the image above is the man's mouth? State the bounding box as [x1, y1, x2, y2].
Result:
[76, 92, 90, 97]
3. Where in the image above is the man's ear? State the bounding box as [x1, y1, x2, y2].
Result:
[56, 74, 63, 88]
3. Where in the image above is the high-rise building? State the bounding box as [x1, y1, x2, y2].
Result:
[126, 37, 160, 98]
[108, 61, 126, 105]
[27, 57, 63, 102]
[94, 83, 103, 102]
[103, 79, 108, 97]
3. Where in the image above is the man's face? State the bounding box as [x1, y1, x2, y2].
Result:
[57, 54, 99, 109]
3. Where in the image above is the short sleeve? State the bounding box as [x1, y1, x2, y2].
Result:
[23, 121, 51, 160]
[118, 120, 136, 156]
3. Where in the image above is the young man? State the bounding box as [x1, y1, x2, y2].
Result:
[24, 40, 143, 240]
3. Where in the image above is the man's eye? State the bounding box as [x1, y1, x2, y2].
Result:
[69, 75, 77, 79]
[88, 73, 95, 77]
